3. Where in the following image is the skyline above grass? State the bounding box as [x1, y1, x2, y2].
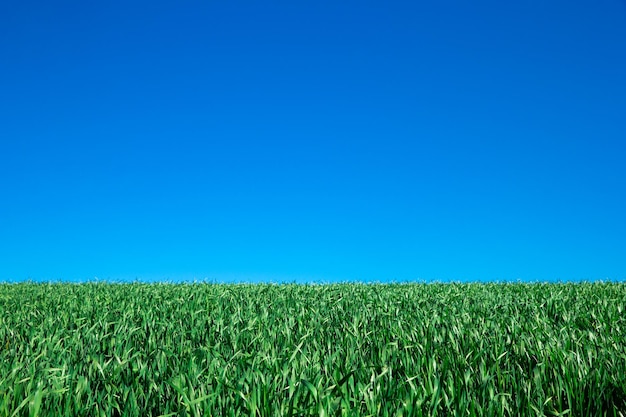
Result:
[1, 0, 625, 283]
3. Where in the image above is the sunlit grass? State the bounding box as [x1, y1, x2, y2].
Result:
[0, 282, 625, 416]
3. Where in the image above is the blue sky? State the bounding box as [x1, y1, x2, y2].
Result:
[1, 0, 625, 283]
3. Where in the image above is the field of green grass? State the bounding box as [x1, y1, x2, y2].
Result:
[0, 282, 625, 416]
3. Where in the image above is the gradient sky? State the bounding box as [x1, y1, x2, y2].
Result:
[1, 0, 625, 283]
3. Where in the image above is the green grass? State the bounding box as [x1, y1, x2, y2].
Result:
[0, 282, 625, 416]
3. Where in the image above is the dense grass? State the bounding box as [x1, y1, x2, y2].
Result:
[0, 282, 625, 416]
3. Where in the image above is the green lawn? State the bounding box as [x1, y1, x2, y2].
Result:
[1, 282, 625, 416]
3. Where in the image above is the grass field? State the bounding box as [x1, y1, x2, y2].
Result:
[0, 282, 625, 416]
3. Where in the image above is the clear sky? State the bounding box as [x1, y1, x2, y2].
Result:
[1, 0, 625, 283]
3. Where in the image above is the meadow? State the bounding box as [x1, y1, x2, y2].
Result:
[0, 282, 624, 416]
